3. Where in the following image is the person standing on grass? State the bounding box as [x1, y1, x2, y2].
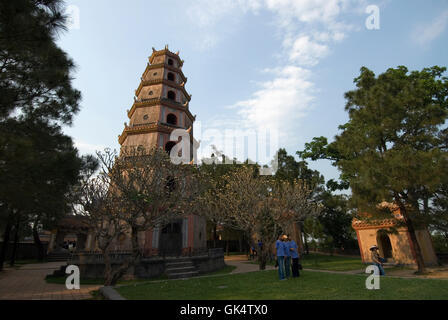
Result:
[288, 236, 300, 278]
[370, 245, 385, 276]
[283, 235, 291, 279]
[275, 235, 286, 280]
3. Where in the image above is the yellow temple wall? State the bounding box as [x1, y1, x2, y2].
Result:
[131, 105, 161, 125]
[143, 67, 164, 81]
[357, 227, 438, 266]
[122, 132, 158, 149]
[137, 83, 163, 101]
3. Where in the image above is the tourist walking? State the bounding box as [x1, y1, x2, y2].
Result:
[370, 245, 385, 276]
[283, 235, 291, 278]
[288, 236, 300, 277]
[275, 235, 286, 280]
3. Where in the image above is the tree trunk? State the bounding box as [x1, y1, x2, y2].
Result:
[213, 225, 217, 249]
[258, 246, 267, 270]
[9, 217, 20, 266]
[0, 213, 13, 271]
[33, 222, 45, 261]
[226, 240, 229, 256]
[103, 226, 140, 286]
[103, 249, 114, 286]
[103, 248, 132, 286]
[403, 214, 426, 273]
[303, 230, 309, 255]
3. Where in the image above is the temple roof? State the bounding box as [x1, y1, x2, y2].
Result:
[148, 45, 184, 67]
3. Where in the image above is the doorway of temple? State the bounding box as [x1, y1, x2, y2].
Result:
[159, 219, 183, 257]
[377, 230, 393, 260]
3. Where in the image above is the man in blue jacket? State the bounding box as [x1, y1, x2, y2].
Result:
[275, 235, 286, 280]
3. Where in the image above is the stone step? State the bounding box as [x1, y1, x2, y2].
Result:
[165, 261, 194, 268]
[47, 253, 71, 262]
[165, 265, 196, 273]
[164, 257, 193, 263]
[168, 270, 199, 279]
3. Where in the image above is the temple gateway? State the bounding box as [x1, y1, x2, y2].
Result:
[353, 203, 438, 266]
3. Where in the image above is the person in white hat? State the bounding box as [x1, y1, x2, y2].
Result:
[370, 245, 385, 276]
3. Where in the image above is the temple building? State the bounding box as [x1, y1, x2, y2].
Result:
[117, 45, 206, 257]
[353, 202, 438, 266]
[47, 47, 224, 280]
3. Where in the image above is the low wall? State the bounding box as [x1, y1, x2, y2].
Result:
[68, 248, 225, 279]
[192, 248, 226, 274]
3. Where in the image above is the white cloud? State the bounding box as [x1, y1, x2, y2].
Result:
[187, 0, 365, 155]
[413, 10, 448, 46]
[287, 35, 329, 66]
[234, 66, 314, 132]
[75, 140, 105, 155]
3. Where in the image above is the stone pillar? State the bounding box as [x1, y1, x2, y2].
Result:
[294, 223, 305, 254]
[188, 215, 194, 251]
[47, 230, 57, 254]
[85, 233, 93, 251]
[77, 233, 87, 251]
[182, 218, 189, 249]
[54, 231, 66, 252]
[152, 228, 159, 248]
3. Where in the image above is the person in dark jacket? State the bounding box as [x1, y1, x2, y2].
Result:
[288, 236, 300, 277]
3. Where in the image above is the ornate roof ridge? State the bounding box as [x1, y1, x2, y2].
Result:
[148, 45, 184, 67]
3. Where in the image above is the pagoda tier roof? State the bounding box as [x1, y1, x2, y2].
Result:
[149, 47, 184, 67]
[118, 121, 192, 145]
[127, 97, 195, 122]
[142, 63, 187, 83]
[135, 78, 191, 100]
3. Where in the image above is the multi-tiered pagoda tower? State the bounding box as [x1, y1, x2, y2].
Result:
[118, 46, 205, 257]
[119, 45, 195, 155]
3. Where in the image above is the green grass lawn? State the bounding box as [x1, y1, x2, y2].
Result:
[300, 253, 366, 271]
[116, 269, 448, 300]
[247, 253, 366, 272]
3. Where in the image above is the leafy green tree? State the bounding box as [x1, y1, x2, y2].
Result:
[316, 191, 357, 251]
[0, 0, 80, 124]
[430, 183, 448, 238]
[0, 0, 84, 269]
[0, 119, 84, 267]
[299, 66, 448, 273]
[275, 148, 356, 253]
[275, 148, 324, 188]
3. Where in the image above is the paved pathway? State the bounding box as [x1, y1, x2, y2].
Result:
[223, 255, 448, 280]
[224, 255, 275, 274]
[0, 262, 100, 300]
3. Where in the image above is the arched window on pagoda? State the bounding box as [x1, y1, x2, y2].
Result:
[166, 113, 177, 125]
[167, 90, 176, 101]
[168, 58, 174, 66]
[167, 72, 175, 81]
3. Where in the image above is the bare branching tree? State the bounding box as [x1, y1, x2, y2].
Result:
[197, 165, 321, 270]
[74, 146, 198, 285]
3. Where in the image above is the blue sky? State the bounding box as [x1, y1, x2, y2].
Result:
[58, 0, 448, 183]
